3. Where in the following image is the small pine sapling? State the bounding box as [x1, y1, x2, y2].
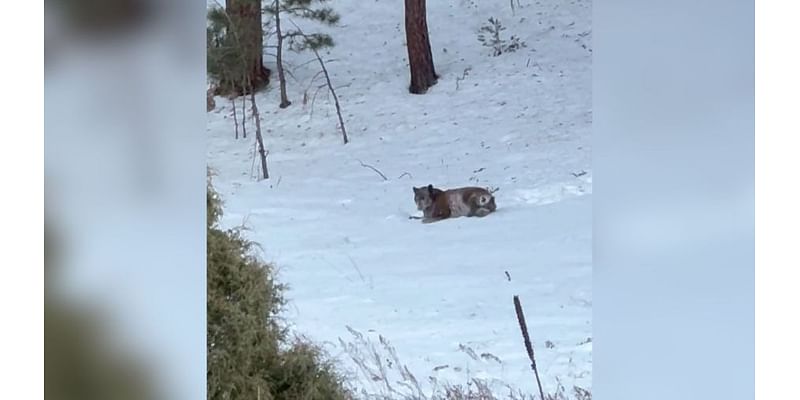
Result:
[265, 0, 340, 108]
[478, 17, 526, 56]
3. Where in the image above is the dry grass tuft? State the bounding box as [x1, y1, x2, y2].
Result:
[337, 327, 591, 400]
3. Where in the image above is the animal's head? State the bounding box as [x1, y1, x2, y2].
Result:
[484, 194, 497, 212]
[413, 184, 436, 211]
[472, 191, 497, 212]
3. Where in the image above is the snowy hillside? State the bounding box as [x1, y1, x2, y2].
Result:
[207, 0, 591, 396]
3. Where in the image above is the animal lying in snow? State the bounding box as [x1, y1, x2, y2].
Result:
[412, 184, 497, 223]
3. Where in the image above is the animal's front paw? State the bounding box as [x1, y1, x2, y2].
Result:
[472, 208, 492, 217]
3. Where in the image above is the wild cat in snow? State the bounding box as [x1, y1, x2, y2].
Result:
[412, 184, 497, 223]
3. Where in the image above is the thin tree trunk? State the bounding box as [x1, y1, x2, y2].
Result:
[231, 97, 239, 139]
[250, 90, 269, 180]
[241, 94, 247, 138]
[404, 0, 437, 94]
[287, 20, 348, 144]
[207, 88, 216, 112]
[274, 0, 291, 108]
[313, 48, 347, 144]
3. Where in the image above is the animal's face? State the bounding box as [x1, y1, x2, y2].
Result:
[485, 195, 497, 212]
[413, 186, 434, 210]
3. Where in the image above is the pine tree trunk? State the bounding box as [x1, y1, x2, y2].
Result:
[274, 0, 291, 108]
[228, 0, 270, 94]
[404, 0, 437, 94]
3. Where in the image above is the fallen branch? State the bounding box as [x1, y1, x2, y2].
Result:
[347, 255, 368, 286]
[357, 159, 388, 181]
[455, 67, 472, 90]
[571, 170, 587, 178]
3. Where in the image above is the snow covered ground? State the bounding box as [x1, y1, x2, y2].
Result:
[207, 0, 591, 395]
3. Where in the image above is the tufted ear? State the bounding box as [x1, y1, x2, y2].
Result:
[426, 184, 436, 198]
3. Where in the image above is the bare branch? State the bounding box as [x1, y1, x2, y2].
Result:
[357, 159, 388, 181]
[309, 84, 328, 119]
[455, 67, 472, 90]
[288, 19, 349, 144]
[292, 57, 320, 71]
[571, 170, 587, 178]
[305, 70, 325, 90]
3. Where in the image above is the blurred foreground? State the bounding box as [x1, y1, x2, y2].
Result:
[45, 1, 206, 399]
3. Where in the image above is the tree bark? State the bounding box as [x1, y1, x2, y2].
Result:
[274, 0, 292, 108]
[228, 0, 270, 94]
[404, 0, 437, 94]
